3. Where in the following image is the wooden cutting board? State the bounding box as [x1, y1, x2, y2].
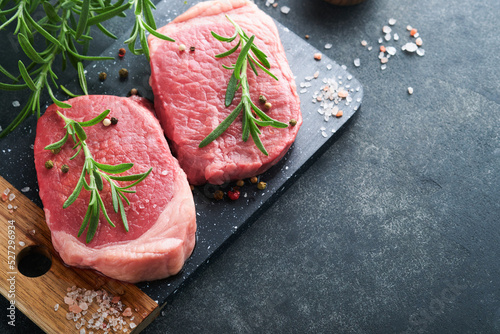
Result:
[0, 176, 159, 333]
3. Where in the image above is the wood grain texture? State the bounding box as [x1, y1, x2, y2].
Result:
[0, 176, 159, 333]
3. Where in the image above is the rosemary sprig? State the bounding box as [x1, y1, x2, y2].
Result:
[44, 109, 152, 243]
[199, 15, 288, 156]
[0, 0, 173, 138]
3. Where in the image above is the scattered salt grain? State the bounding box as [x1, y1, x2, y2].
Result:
[9, 193, 15, 201]
[324, 43, 332, 50]
[381, 64, 387, 70]
[402, 42, 418, 53]
[380, 57, 388, 64]
[19, 241, 25, 247]
[416, 48, 425, 57]
[353, 58, 361, 67]
[54, 304, 60, 312]
[129, 323, 137, 329]
[408, 87, 414, 95]
[12, 101, 20, 107]
[388, 18, 397, 26]
[21, 186, 30, 192]
[393, 33, 399, 41]
[326, 64, 332, 70]
[407, 25, 412, 31]
[280, 6, 290, 14]
[386, 46, 397, 56]
[378, 37, 383, 44]
[361, 40, 367, 46]
[382, 26, 392, 34]
[367, 46, 373, 51]
[415, 37, 423, 46]
[313, 71, 320, 78]
[384, 33, 391, 41]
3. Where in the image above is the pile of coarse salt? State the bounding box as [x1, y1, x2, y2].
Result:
[298, 63, 361, 138]
[60, 286, 137, 333]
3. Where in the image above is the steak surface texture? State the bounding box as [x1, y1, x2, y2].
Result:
[148, 0, 302, 185]
[34, 95, 196, 283]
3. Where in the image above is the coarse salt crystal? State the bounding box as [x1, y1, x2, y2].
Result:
[378, 37, 383, 44]
[54, 304, 60, 312]
[407, 25, 412, 31]
[402, 42, 418, 52]
[129, 323, 137, 329]
[19, 241, 25, 246]
[415, 37, 423, 46]
[382, 26, 392, 34]
[313, 71, 320, 78]
[361, 40, 367, 46]
[9, 193, 15, 201]
[21, 186, 30, 192]
[326, 64, 332, 70]
[368, 46, 373, 51]
[280, 6, 290, 14]
[381, 64, 387, 70]
[393, 33, 399, 41]
[384, 33, 391, 41]
[408, 87, 414, 94]
[7, 204, 12, 209]
[416, 48, 425, 56]
[353, 58, 361, 67]
[380, 57, 389, 64]
[12, 101, 20, 107]
[386, 46, 397, 56]
[324, 43, 332, 50]
[388, 18, 397, 25]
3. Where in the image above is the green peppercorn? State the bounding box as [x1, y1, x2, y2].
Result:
[213, 190, 224, 200]
[119, 68, 128, 80]
[236, 179, 244, 187]
[257, 181, 267, 190]
[61, 164, 69, 173]
[99, 72, 107, 81]
[259, 95, 267, 104]
[45, 160, 54, 169]
[129, 88, 138, 96]
[289, 119, 297, 126]
[51, 147, 61, 154]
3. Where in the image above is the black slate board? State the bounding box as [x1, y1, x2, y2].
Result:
[1, 0, 362, 305]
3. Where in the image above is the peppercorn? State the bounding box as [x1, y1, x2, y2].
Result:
[213, 190, 224, 200]
[119, 68, 128, 80]
[258, 95, 267, 104]
[289, 119, 297, 126]
[264, 102, 272, 110]
[257, 181, 267, 190]
[99, 72, 107, 81]
[61, 164, 69, 173]
[190, 185, 195, 191]
[129, 88, 138, 96]
[305, 34, 310, 39]
[110, 117, 118, 125]
[236, 179, 244, 187]
[118, 48, 126, 57]
[227, 189, 240, 201]
[189, 46, 195, 52]
[45, 160, 54, 169]
[250, 176, 258, 184]
[51, 147, 61, 154]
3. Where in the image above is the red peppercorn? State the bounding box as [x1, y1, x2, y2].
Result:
[227, 190, 240, 201]
[118, 48, 126, 58]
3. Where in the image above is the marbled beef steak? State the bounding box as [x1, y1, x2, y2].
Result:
[34, 95, 196, 283]
[148, 0, 302, 185]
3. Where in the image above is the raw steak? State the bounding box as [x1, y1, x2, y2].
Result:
[34, 95, 196, 283]
[148, 0, 302, 185]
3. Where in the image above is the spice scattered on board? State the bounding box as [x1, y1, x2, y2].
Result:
[62, 286, 136, 332]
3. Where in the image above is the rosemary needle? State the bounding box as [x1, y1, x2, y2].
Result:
[199, 15, 288, 156]
[44, 109, 152, 243]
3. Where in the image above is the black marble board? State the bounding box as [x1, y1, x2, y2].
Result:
[0, 0, 362, 306]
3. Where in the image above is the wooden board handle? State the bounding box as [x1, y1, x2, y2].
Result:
[0, 176, 159, 333]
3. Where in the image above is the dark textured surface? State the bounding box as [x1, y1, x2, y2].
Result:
[1, 0, 500, 333]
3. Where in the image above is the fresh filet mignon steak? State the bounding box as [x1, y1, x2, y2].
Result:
[148, 0, 302, 185]
[34, 95, 196, 283]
